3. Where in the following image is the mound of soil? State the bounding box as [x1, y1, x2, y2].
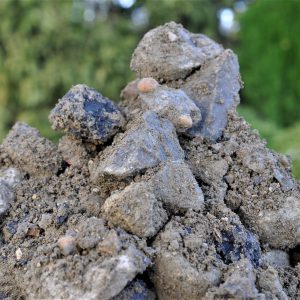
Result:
[1, 22, 300, 300]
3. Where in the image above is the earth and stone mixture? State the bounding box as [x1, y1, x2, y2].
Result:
[0, 22, 300, 300]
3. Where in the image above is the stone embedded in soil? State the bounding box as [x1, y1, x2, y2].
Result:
[1, 122, 62, 177]
[49, 84, 125, 144]
[102, 182, 168, 238]
[0, 168, 22, 188]
[215, 223, 261, 267]
[257, 266, 288, 300]
[262, 250, 290, 268]
[149, 160, 204, 211]
[130, 21, 223, 81]
[205, 259, 262, 299]
[138, 83, 201, 133]
[0, 180, 15, 216]
[112, 279, 156, 300]
[178, 49, 241, 141]
[89, 111, 184, 181]
[24, 217, 151, 300]
[250, 195, 300, 249]
[153, 253, 218, 300]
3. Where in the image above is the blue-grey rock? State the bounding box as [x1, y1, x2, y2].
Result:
[90, 111, 184, 181]
[49, 84, 125, 144]
[181, 49, 241, 141]
[113, 279, 156, 300]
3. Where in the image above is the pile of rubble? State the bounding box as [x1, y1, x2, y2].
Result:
[0, 22, 300, 300]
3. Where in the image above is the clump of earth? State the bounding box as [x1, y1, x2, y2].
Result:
[0, 22, 300, 300]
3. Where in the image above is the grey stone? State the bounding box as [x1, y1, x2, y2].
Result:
[205, 259, 262, 299]
[83, 247, 150, 300]
[139, 85, 201, 133]
[262, 250, 290, 268]
[90, 111, 184, 181]
[180, 49, 241, 141]
[131, 22, 223, 81]
[0, 180, 15, 217]
[102, 182, 168, 238]
[1, 122, 62, 177]
[49, 84, 125, 144]
[253, 196, 300, 249]
[0, 168, 22, 188]
[150, 161, 204, 211]
[257, 267, 288, 300]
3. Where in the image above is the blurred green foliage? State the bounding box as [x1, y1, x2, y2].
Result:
[238, 0, 300, 127]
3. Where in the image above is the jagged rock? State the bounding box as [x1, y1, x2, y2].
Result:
[178, 49, 241, 141]
[205, 259, 262, 299]
[257, 267, 288, 300]
[0, 180, 15, 217]
[131, 22, 223, 81]
[49, 84, 125, 144]
[89, 111, 184, 181]
[1, 122, 62, 177]
[150, 160, 204, 211]
[139, 82, 201, 132]
[102, 182, 168, 238]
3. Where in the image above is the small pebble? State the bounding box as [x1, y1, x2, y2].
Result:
[167, 31, 178, 42]
[177, 115, 193, 128]
[137, 78, 159, 93]
[15, 248, 22, 260]
[58, 236, 77, 256]
[31, 194, 38, 200]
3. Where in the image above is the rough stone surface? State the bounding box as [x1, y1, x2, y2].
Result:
[131, 21, 223, 81]
[89, 111, 184, 181]
[261, 250, 290, 268]
[1, 122, 62, 177]
[0, 22, 300, 300]
[102, 182, 168, 238]
[149, 160, 204, 211]
[49, 84, 125, 144]
[172, 49, 241, 141]
[139, 84, 201, 133]
[0, 180, 15, 217]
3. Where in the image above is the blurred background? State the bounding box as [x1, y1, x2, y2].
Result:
[0, 0, 299, 178]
